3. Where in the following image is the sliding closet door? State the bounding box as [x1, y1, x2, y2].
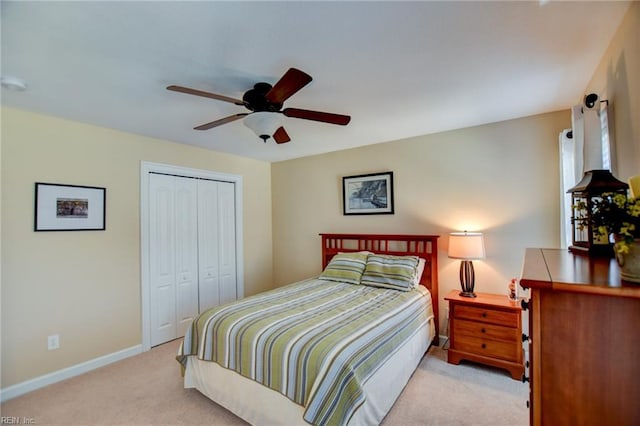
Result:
[217, 181, 237, 304]
[197, 180, 237, 311]
[174, 177, 199, 337]
[197, 179, 220, 312]
[149, 174, 177, 346]
[149, 174, 199, 346]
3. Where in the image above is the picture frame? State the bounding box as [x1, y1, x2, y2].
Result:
[34, 182, 106, 231]
[343, 172, 394, 215]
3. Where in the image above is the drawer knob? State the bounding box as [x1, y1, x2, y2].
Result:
[481, 343, 486, 349]
[522, 333, 530, 342]
[522, 375, 530, 383]
[526, 361, 530, 368]
[482, 312, 487, 318]
[481, 328, 486, 333]
[521, 300, 529, 311]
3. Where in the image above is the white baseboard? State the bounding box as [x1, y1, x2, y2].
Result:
[0, 344, 143, 402]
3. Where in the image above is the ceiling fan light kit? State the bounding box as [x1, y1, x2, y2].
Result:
[243, 112, 283, 142]
[167, 68, 351, 144]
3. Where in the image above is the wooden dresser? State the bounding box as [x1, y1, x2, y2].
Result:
[520, 248, 640, 426]
[445, 290, 524, 380]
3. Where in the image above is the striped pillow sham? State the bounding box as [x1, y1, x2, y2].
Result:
[360, 254, 420, 291]
[318, 252, 369, 285]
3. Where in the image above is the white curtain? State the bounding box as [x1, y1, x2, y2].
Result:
[559, 97, 613, 248]
[600, 104, 613, 171]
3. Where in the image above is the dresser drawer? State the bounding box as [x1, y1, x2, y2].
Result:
[455, 334, 520, 362]
[454, 305, 519, 327]
[453, 318, 519, 343]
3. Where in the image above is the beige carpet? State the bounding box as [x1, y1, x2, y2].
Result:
[1, 339, 528, 425]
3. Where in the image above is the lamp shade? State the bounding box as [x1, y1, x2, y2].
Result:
[448, 232, 485, 260]
[243, 112, 282, 141]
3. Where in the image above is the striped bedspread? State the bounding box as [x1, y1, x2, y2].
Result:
[177, 278, 433, 426]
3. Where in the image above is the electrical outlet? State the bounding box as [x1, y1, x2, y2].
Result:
[47, 334, 60, 350]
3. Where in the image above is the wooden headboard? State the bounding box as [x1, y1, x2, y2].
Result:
[320, 233, 440, 346]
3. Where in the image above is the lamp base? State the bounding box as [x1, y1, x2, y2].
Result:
[459, 260, 476, 298]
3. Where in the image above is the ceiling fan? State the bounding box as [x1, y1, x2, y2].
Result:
[167, 68, 351, 144]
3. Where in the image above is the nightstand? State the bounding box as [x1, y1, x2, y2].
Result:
[445, 290, 524, 380]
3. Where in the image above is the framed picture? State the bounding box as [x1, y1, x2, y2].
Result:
[343, 172, 394, 215]
[34, 182, 106, 231]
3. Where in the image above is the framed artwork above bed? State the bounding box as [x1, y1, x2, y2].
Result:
[342, 171, 394, 215]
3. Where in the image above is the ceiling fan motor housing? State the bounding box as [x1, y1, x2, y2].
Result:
[243, 83, 282, 112]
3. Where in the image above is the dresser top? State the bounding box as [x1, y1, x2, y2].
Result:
[520, 248, 640, 298]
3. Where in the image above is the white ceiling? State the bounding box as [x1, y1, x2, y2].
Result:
[1, 1, 630, 163]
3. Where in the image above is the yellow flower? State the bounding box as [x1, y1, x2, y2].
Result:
[616, 243, 630, 255]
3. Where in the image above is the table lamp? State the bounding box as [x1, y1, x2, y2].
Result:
[448, 231, 485, 298]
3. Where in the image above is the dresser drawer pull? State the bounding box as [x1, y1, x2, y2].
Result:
[481, 343, 486, 349]
[481, 328, 486, 333]
[482, 312, 487, 318]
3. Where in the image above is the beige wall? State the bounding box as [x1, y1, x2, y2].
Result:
[1, 107, 273, 387]
[585, 0, 639, 181]
[272, 110, 571, 333]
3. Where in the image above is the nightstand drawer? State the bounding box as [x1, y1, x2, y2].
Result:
[453, 318, 519, 343]
[455, 334, 520, 362]
[454, 305, 519, 327]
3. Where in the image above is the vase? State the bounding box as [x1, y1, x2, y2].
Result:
[614, 238, 640, 283]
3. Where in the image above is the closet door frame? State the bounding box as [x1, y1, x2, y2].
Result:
[140, 161, 244, 351]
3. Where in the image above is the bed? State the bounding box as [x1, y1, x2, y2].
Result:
[177, 233, 439, 425]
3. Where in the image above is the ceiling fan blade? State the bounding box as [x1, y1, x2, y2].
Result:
[283, 108, 351, 125]
[265, 68, 313, 104]
[167, 85, 244, 106]
[272, 126, 291, 144]
[194, 113, 248, 130]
